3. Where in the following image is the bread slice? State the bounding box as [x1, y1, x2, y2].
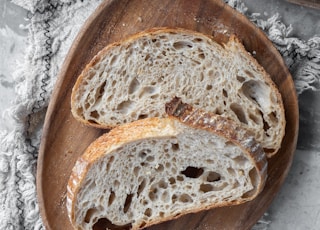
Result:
[71, 27, 285, 157]
[67, 106, 267, 229]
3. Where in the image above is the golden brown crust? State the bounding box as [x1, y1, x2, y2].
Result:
[166, 96, 267, 184]
[67, 27, 277, 229]
[67, 114, 267, 229]
[67, 117, 177, 228]
[227, 34, 286, 136]
[70, 27, 285, 157]
[67, 157, 89, 226]
[226, 34, 285, 157]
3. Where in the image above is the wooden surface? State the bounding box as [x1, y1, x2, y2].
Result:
[37, 0, 299, 229]
[286, 0, 320, 9]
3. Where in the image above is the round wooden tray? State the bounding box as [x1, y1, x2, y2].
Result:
[37, 0, 299, 229]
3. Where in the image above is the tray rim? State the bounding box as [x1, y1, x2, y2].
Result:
[37, 0, 299, 229]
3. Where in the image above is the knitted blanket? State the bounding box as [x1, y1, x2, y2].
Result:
[1, 0, 319, 229]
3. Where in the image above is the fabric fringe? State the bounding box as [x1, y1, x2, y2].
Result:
[225, 1, 320, 96]
[228, 4, 320, 95]
[249, 14, 320, 95]
[2, 1, 101, 229]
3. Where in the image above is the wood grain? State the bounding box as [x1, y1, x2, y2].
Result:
[37, 0, 299, 229]
[286, 0, 320, 9]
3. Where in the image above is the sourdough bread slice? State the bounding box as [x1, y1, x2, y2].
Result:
[67, 110, 267, 229]
[71, 27, 285, 157]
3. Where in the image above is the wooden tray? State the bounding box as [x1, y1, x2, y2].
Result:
[286, 0, 320, 9]
[37, 0, 299, 229]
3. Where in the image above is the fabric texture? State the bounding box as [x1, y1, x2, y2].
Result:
[1, 0, 319, 229]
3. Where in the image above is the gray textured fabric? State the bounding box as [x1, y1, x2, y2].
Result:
[1, 0, 319, 229]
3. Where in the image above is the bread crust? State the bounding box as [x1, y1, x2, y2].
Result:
[67, 109, 267, 229]
[166, 97, 267, 186]
[70, 27, 285, 157]
[72, 28, 284, 128]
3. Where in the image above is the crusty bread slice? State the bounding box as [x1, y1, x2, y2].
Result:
[67, 105, 267, 230]
[71, 27, 285, 157]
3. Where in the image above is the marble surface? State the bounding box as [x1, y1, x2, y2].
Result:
[1, 0, 319, 229]
[0, 0, 28, 131]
